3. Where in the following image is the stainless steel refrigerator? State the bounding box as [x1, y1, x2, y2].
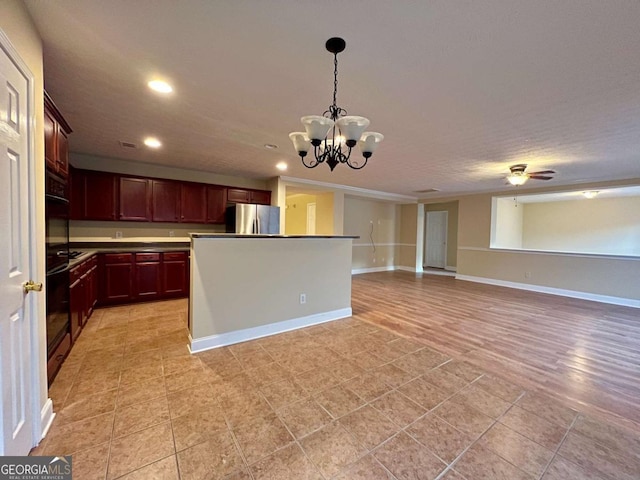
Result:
[226, 203, 280, 234]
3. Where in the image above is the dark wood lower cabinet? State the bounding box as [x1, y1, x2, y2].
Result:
[69, 255, 99, 342]
[162, 252, 189, 297]
[135, 253, 162, 300]
[69, 276, 84, 342]
[98, 251, 189, 306]
[100, 254, 134, 304]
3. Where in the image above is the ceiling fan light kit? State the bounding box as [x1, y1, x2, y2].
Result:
[289, 37, 383, 171]
[507, 164, 555, 186]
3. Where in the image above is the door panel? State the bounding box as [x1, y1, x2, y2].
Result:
[0, 53, 35, 455]
[152, 180, 180, 222]
[425, 211, 448, 269]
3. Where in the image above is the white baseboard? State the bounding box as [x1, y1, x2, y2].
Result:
[395, 266, 416, 272]
[352, 266, 396, 275]
[190, 308, 353, 353]
[40, 398, 55, 440]
[445, 266, 457, 272]
[455, 274, 640, 309]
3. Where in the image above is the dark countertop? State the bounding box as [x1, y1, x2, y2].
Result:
[190, 234, 359, 239]
[68, 243, 190, 268]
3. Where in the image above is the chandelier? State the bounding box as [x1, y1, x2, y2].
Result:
[289, 37, 384, 171]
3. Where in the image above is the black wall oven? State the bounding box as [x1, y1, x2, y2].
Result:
[45, 177, 70, 355]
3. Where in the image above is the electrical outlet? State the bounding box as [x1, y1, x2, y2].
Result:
[115, 231, 123, 239]
[169, 230, 175, 237]
[525, 271, 532, 279]
[299, 293, 306, 304]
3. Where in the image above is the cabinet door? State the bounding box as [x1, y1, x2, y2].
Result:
[69, 278, 83, 342]
[206, 185, 227, 224]
[180, 183, 207, 223]
[227, 188, 251, 204]
[84, 171, 117, 220]
[250, 189, 271, 205]
[152, 180, 180, 222]
[84, 265, 98, 320]
[120, 177, 151, 221]
[79, 273, 89, 326]
[162, 252, 188, 297]
[89, 266, 98, 313]
[56, 128, 69, 179]
[135, 261, 161, 300]
[44, 109, 57, 172]
[100, 257, 134, 304]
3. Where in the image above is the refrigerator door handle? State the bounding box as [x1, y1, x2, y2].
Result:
[256, 217, 261, 234]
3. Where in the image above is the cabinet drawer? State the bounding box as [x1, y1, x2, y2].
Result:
[136, 252, 160, 262]
[89, 255, 98, 268]
[103, 253, 133, 264]
[163, 251, 187, 261]
[70, 265, 82, 283]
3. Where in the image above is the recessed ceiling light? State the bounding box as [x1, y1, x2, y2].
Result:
[144, 137, 162, 148]
[264, 143, 278, 150]
[276, 162, 287, 171]
[148, 80, 173, 94]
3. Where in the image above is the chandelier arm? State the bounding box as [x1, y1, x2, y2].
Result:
[301, 149, 319, 168]
[346, 156, 369, 170]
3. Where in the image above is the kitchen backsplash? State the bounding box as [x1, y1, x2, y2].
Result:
[70, 220, 224, 241]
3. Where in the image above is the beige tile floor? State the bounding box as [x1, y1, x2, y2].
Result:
[32, 299, 640, 480]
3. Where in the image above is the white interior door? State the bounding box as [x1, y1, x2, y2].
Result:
[306, 203, 316, 235]
[425, 211, 448, 269]
[0, 36, 37, 456]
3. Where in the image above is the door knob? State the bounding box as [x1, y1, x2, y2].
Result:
[23, 281, 43, 294]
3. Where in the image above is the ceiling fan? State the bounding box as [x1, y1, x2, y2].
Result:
[506, 164, 555, 186]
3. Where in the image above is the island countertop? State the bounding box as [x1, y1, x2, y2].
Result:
[189, 233, 358, 239]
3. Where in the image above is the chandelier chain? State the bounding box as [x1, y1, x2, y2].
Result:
[332, 53, 338, 115]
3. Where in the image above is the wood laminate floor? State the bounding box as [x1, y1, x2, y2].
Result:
[352, 271, 640, 433]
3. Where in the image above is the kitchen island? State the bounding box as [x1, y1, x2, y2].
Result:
[189, 234, 356, 353]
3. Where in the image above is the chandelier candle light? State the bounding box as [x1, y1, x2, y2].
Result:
[289, 37, 383, 171]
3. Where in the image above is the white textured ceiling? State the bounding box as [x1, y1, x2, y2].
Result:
[24, 0, 640, 198]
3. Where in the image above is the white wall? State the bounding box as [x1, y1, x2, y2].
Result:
[523, 196, 640, 256]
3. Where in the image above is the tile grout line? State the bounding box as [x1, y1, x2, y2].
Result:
[535, 413, 580, 480]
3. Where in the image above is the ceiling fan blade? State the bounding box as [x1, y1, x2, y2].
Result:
[529, 175, 553, 180]
[529, 170, 555, 175]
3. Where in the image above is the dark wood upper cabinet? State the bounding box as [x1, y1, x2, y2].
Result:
[227, 188, 251, 204]
[227, 187, 271, 205]
[44, 109, 57, 172]
[206, 185, 227, 224]
[44, 92, 72, 181]
[250, 189, 271, 205]
[152, 180, 180, 222]
[69, 168, 270, 224]
[180, 183, 207, 223]
[119, 177, 151, 221]
[84, 171, 117, 220]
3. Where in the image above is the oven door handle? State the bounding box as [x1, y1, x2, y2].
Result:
[46, 263, 71, 276]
